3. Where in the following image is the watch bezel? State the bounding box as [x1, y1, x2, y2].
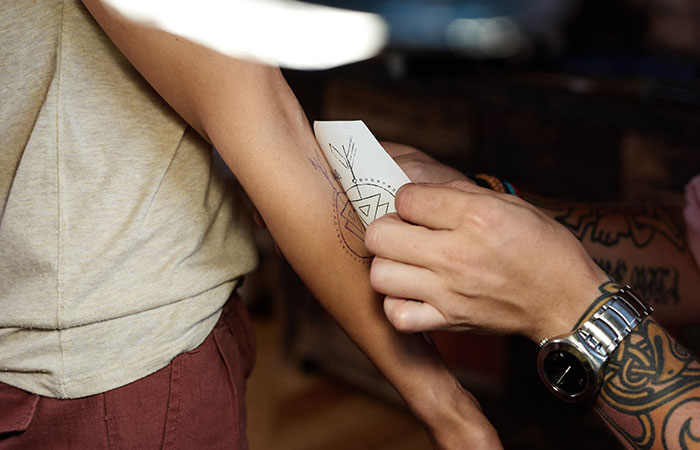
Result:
[537, 337, 602, 402]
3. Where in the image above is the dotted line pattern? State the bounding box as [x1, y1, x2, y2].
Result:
[333, 192, 371, 263]
[355, 178, 397, 194]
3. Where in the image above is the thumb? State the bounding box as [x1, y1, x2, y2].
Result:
[383, 296, 447, 333]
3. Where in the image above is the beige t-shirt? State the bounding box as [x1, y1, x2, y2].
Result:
[0, 0, 258, 398]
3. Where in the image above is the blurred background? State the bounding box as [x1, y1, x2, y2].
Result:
[239, 0, 700, 448]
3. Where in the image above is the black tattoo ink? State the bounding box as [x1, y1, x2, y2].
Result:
[527, 198, 686, 252]
[662, 397, 700, 450]
[593, 258, 680, 306]
[630, 265, 680, 306]
[598, 319, 700, 449]
[563, 282, 700, 449]
[329, 138, 358, 183]
[308, 149, 372, 263]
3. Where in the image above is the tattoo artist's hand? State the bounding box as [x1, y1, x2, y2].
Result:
[381, 142, 468, 184]
[365, 181, 610, 343]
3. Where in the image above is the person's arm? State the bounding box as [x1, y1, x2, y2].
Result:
[81, 2, 500, 447]
[366, 180, 700, 449]
[381, 143, 700, 325]
[523, 194, 700, 325]
[575, 283, 700, 450]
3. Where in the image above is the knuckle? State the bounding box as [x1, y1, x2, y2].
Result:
[472, 195, 505, 228]
[441, 245, 461, 265]
[441, 246, 471, 274]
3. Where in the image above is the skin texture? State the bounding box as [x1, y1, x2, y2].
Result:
[80, 2, 502, 448]
[369, 143, 700, 449]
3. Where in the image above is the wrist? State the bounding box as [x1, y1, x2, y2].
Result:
[536, 283, 653, 402]
[410, 377, 502, 450]
[408, 373, 480, 423]
[527, 265, 612, 344]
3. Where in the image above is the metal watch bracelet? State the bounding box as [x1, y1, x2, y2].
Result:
[576, 285, 654, 360]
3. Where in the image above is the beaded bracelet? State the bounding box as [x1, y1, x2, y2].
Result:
[502, 180, 520, 197]
[472, 173, 520, 197]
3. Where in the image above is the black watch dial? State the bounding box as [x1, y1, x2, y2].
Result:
[542, 349, 588, 396]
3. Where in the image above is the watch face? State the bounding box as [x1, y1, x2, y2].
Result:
[542, 349, 588, 396]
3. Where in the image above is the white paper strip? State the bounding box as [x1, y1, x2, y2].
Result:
[102, 0, 388, 70]
[314, 120, 411, 228]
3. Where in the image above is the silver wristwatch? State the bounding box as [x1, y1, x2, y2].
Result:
[537, 285, 653, 402]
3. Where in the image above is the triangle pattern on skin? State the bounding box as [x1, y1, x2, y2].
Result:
[340, 199, 365, 240]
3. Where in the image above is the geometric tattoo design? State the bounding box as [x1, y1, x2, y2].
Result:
[328, 137, 399, 229]
[308, 148, 373, 263]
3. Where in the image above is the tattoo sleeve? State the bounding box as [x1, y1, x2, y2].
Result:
[524, 195, 699, 321]
[593, 258, 680, 306]
[590, 284, 700, 449]
[526, 198, 686, 252]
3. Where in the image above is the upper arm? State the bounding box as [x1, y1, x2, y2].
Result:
[81, 0, 298, 144]
[81, 0, 326, 255]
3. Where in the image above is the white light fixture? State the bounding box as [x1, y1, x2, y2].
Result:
[102, 0, 389, 70]
[446, 16, 522, 58]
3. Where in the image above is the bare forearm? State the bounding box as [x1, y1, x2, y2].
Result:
[525, 195, 700, 325]
[225, 114, 466, 418]
[213, 98, 496, 445]
[82, 1, 488, 437]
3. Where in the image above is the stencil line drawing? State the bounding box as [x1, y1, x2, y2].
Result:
[315, 120, 411, 230]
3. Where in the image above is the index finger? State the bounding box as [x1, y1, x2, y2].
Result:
[365, 213, 449, 268]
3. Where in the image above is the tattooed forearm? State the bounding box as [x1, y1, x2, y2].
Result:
[526, 197, 686, 252]
[593, 258, 680, 306]
[595, 316, 700, 449]
[308, 149, 372, 263]
[571, 283, 700, 448]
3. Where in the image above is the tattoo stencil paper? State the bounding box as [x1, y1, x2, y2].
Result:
[314, 121, 411, 229]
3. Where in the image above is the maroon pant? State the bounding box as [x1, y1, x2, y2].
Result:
[0, 296, 256, 450]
